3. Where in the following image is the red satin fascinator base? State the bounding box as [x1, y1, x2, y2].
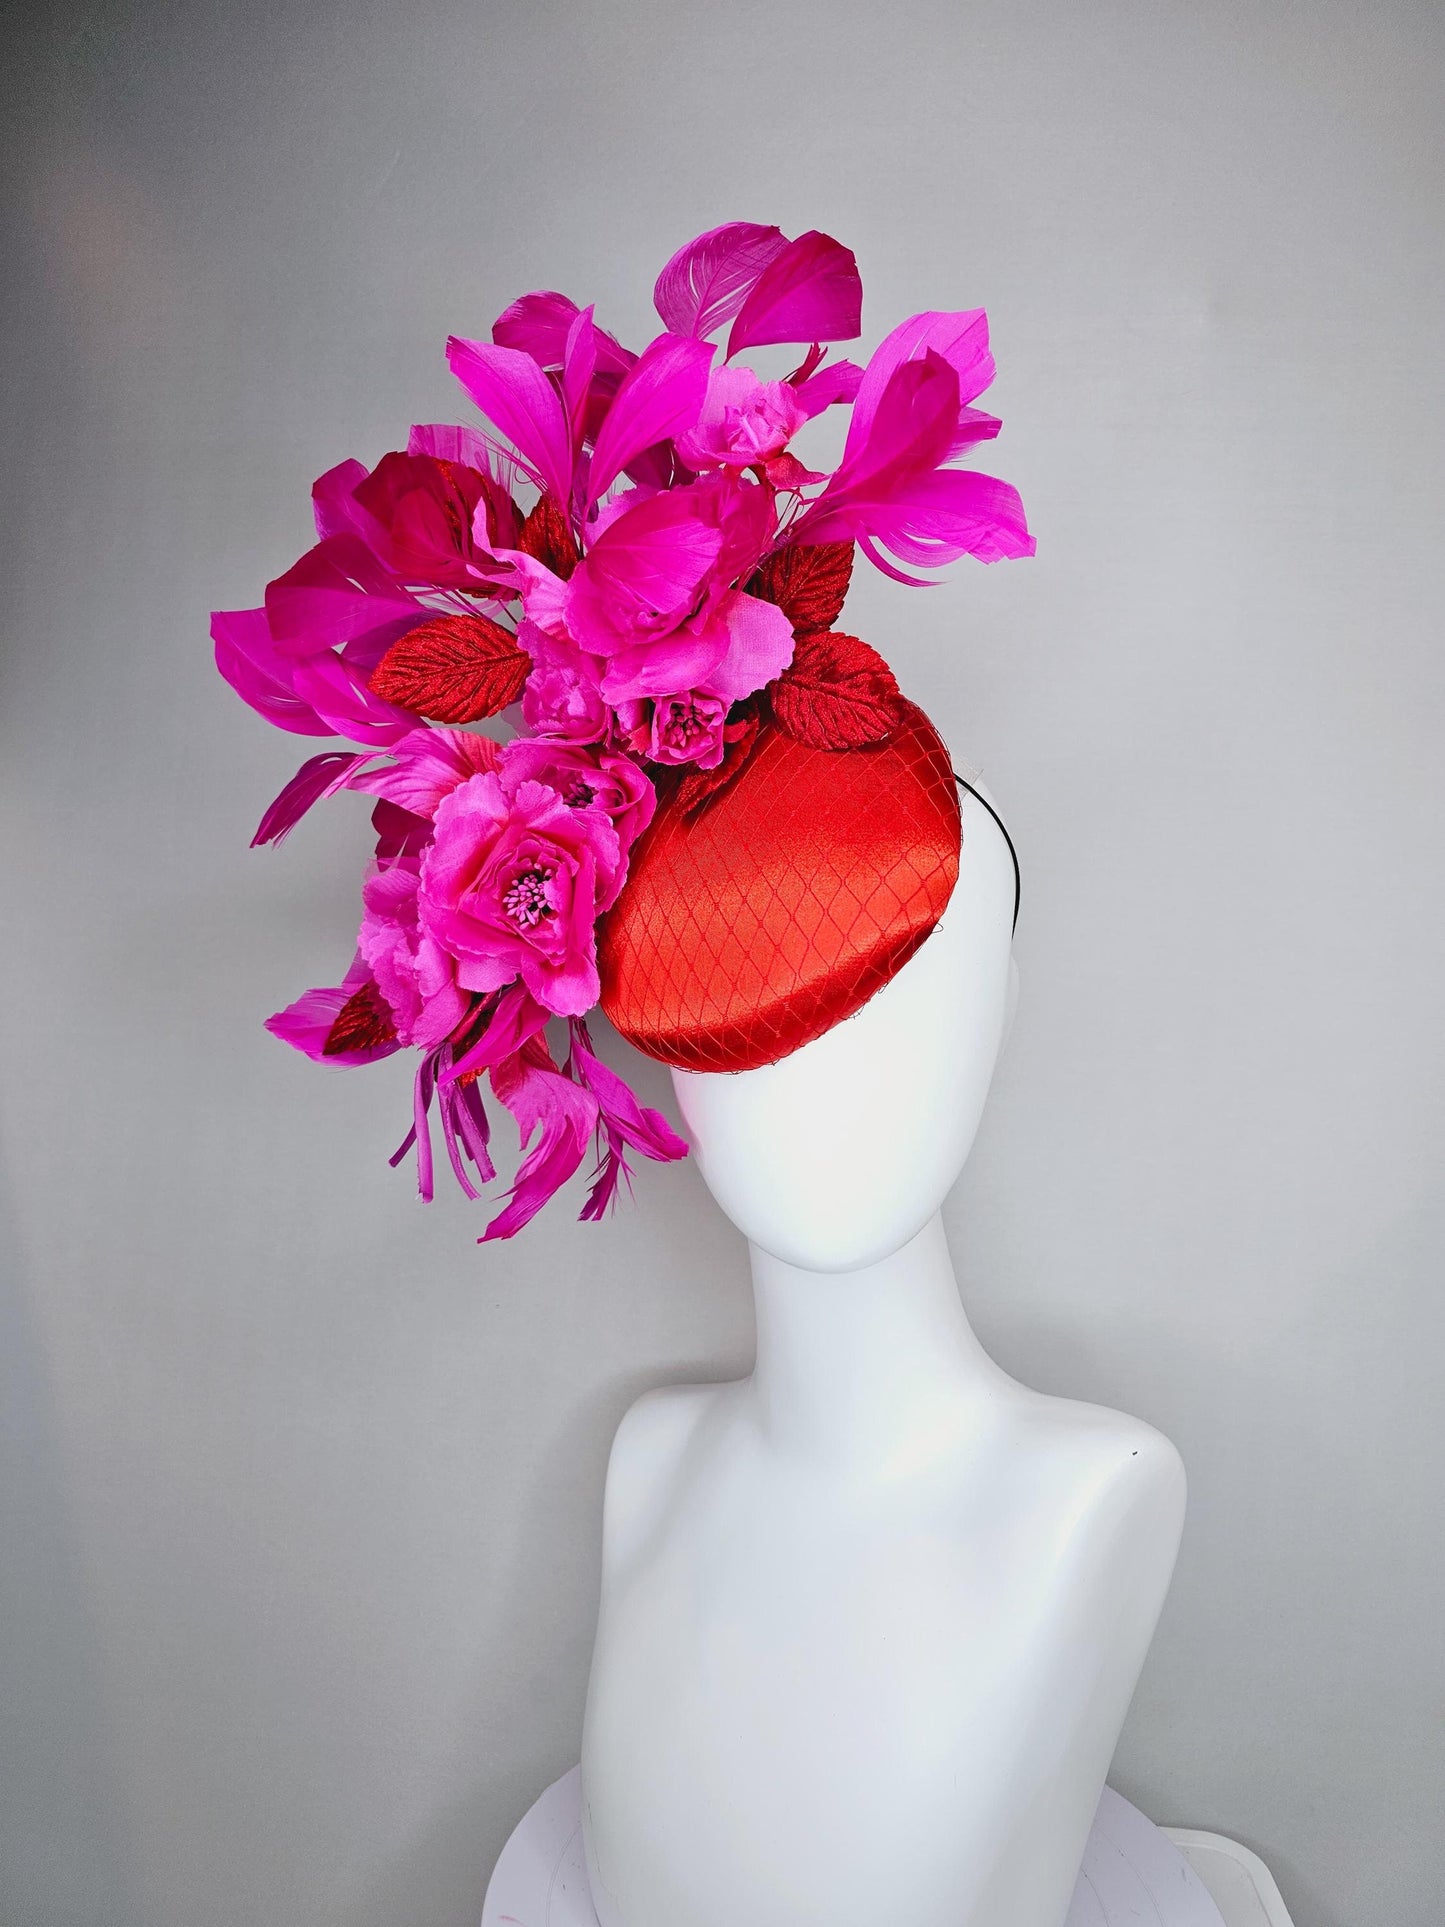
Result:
[599, 702, 961, 1073]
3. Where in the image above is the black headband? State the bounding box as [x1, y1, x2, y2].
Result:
[953, 772, 1021, 934]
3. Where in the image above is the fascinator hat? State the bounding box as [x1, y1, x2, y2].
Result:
[213, 222, 1033, 1239]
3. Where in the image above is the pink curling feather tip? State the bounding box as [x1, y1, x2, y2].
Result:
[213, 222, 1034, 1240]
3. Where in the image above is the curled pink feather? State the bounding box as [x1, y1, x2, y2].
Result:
[653, 221, 788, 338]
[725, 230, 862, 358]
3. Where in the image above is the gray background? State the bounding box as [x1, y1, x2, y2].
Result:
[2, 1, 1442, 1922]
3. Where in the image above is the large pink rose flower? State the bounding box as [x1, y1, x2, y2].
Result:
[418, 774, 624, 1017]
[499, 737, 656, 852]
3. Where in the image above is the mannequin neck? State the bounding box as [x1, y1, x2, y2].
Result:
[745, 1213, 1008, 1465]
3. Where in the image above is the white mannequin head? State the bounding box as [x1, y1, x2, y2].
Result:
[670, 789, 1017, 1273]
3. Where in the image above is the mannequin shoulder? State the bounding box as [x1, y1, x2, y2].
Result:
[610, 1380, 720, 1476]
[599, 1381, 727, 1565]
[1017, 1391, 1187, 1532]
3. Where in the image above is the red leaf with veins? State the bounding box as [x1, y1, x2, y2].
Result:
[369, 613, 530, 723]
[750, 542, 853, 634]
[516, 495, 580, 580]
[323, 978, 397, 1057]
[769, 632, 903, 749]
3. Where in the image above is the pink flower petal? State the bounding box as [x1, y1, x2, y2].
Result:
[653, 221, 789, 338]
[705, 591, 797, 704]
[725, 230, 862, 358]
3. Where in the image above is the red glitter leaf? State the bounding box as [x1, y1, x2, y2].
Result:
[516, 494, 580, 581]
[769, 631, 903, 750]
[369, 613, 530, 723]
[322, 977, 397, 1057]
[750, 541, 853, 634]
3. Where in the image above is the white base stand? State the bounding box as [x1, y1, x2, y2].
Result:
[482, 1769, 1293, 1927]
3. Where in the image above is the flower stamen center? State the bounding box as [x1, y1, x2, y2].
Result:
[502, 866, 554, 930]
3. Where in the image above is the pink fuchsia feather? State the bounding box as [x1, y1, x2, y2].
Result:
[585, 333, 715, 508]
[450, 1071, 496, 1185]
[446, 335, 575, 505]
[853, 469, 1035, 581]
[444, 980, 551, 1084]
[265, 953, 400, 1066]
[370, 797, 431, 865]
[252, 749, 373, 847]
[492, 289, 635, 378]
[263, 534, 428, 663]
[562, 305, 600, 457]
[436, 1055, 489, 1200]
[212, 607, 333, 737]
[310, 459, 370, 541]
[406, 1043, 497, 1203]
[725, 231, 862, 359]
[566, 1018, 687, 1220]
[844, 308, 998, 457]
[793, 352, 1033, 581]
[566, 488, 725, 658]
[653, 222, 789, 338]
[406, 422, 499, 472]
[482, 1034, 601, 1241]
[286, 649, 418, 747]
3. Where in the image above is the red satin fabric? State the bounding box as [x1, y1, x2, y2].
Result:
[599, 702, 961, 1073]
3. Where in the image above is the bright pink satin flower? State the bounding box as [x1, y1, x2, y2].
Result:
[675, 366, 810, 469]
[517, 623, 611, 742]
[418, 773, 624, 1017]
[565, 475, 793, 705]
[499, 737, 656, 851]
[358, 863, 469, 1050]
[617, 691, 729, 769]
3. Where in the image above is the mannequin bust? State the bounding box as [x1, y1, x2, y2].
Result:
[579, 789, 1186, 1927]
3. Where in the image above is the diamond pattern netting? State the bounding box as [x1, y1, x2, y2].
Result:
[598, 701, 961, 1073]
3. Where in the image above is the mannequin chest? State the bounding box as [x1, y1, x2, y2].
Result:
[589, 1380, 1177, 1806]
